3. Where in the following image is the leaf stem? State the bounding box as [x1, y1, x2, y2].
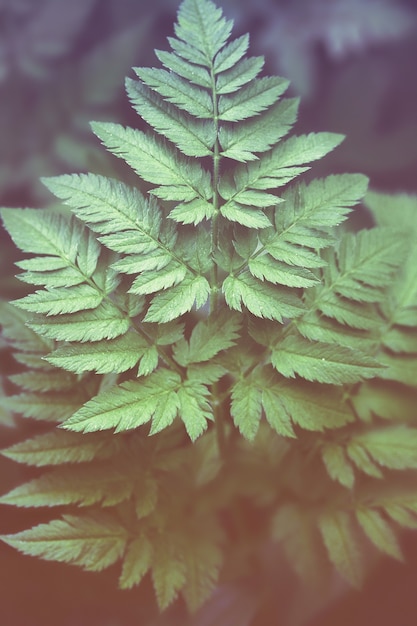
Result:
[209, 66, 221, 315]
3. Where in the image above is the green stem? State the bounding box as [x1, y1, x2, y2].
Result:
[209, 66, 221, 316]
[209, 65, 227, 455]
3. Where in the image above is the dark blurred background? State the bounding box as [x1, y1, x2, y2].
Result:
[1, 0, 417, 624]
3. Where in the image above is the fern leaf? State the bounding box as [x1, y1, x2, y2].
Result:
[230, 133, 344, 199]
[143, 274, 210, 323]
[46, 333, 149, 374]
[346, 442, 383, 479]
[172, 310, 241, 366]
[63, 370, 181, 433]
[220, 202, 272, 228]
[321, 444, 355, 489]
[0, 302, 53, 353]
[176, 380, 212, 441]
[9, 371, 76, 393]
[134, 67, 213, 118]
[0, 464, 134, 508]
[219, 98, 298, 162]
[279, 174, 368, 230]
[309, 293, 383, 333]
[318, 510, 363, 587]
[91, 122, 212, 205]
[119, 535, 153, 589]
[248, 256, 319, 288]
[151, 531, 187, 610]
[1, 431, 119, 466]
[333, 228, 404, 302]
[44, 174, 156, 240]
[270, 335, 382, 384]
[27, 301, 130, 343]
[355, 508, 403, 560]
[354, 426, 417, 470]
[213, 33, 249, 72]
[218, 76, 289, 122]
[13, 284, 103, 316]
[0, 208, 78, 258]
[223, 272, 304, 321]
[231, 378, 262, 440]
[126, 79, 215, 157]
[3, 392, 86, 422]
[129, 263, 188, 296]
[174, 0, 233, 63]
[0, 513, 128, 571]
[137, 346, 159, 377]
[261, 386, 296, 438]
[215, 56, 264, 95]
[270, 377, 354, 432]
[155, 49, 211, 87]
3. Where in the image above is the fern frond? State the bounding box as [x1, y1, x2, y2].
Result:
[0, 513, 128, 571]
[2, 430, 120, 466]
[91, 123, 213, 206]
[3, 0, 416, 610]
[318, 510, 363, 587]
[270, 335, 382, 385]
[27, 301, 130, 343]
[219, 98, 298, 162]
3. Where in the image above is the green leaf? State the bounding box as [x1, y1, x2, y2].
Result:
[28, 301, 130, 343]
[129, 263, 187, 296]
[13, 284, 103, 316]
[63, 370, 181, 434]
[231, 378, 262, 440]
[216, 56, 264, 95]
[223, 272, 304, 321]
[334, 228, 404, 302]
[91, 122, 212, 203]
[356, 508, 403, 560]
[151, 531, 187, 610]
[173, 309, 241, 365]
[0, 513, 127, 571]
[214, 33, 249, 72]
[176, 380, 212, 441]
[3, 392, 86, 422]
[0, 302, 53, 353]
[271, 335, 382, 384]
[1, 208, 77, 258]
[9, 370, 76, 393]
[261, 386, 296, 438]
[219, 98, 298, 161]
[126, 79, 215, 157]
[321, 444, 355, 489]
[264, 376, 354, 433]
[218, 77, 289, 122]
[318, 510, 363, 587]
[355, 426, 417, 470]
[144, 275, 210, 323]
[174, 0, 233, 62]
[220, 202, 271, 229]
[155, 49, 211, 88]
[135, 67, 213, 118]
[248, 255, 319, 288]
[119, 535, 153, 589]
[46, 333, 149, 374]
[346, 443, 383, 479]
[231, 133, 344, 198]
[279, 174, 368, 230]
[1, 431, 119, 466]
[0, 464, 134, 508]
